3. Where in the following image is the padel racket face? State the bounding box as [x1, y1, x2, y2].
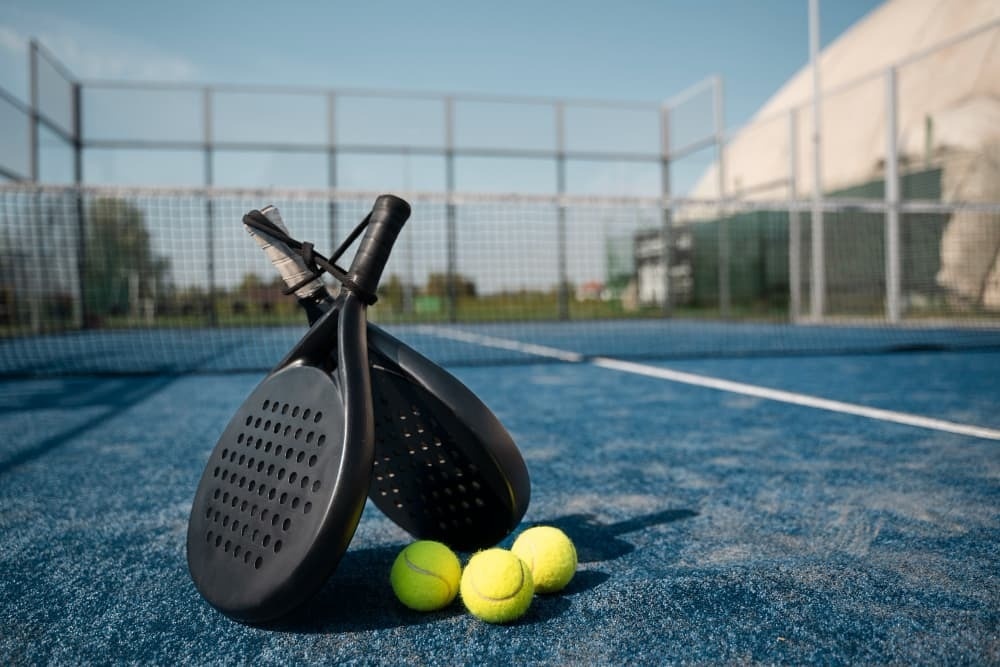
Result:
[187, 195, 409, 623]
[187, 360, 355, 621]
[367, 326, 529, 550]
[245, 206, 530, 551]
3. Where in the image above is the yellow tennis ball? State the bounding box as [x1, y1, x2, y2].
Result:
[390, 540, 462, 611]
[511, 526, 577, 593]
[460, 548, 534, 624]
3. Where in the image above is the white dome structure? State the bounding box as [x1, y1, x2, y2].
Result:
[690, 0, 1000, 310]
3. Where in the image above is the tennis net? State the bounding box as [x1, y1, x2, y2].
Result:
[1, 184, 998, 376]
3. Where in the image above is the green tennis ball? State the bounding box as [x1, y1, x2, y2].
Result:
[460, 548, 534, 624]
[511, 526, 577, 593]
[390, 540, 462, 611]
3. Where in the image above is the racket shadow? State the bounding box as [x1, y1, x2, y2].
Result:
[260, 541, 584, 631]
[265, 544, 464, 633]
[261, 504, 697, 632]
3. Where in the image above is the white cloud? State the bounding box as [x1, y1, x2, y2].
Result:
[0, 10, 199, 82]
[34, 29, 198, 81]
[0, 24, 28, 53]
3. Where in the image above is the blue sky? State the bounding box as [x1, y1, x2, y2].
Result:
[1, 1, 881, 122]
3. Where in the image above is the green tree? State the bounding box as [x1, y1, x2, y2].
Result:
[377, 274, 405, 312]
[228, 273, 299, 318]
[84, 198, 170, 321]
[425, 272, 476, 298]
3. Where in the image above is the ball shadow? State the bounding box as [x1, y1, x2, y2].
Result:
[545, 507, 699, 564]
[561, 568, 611, 595]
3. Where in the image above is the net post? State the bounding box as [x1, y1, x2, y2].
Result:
[444, 96, 458, 323]
[203, 86, 217, 327]
[884, 66, 902, 323]
[659, 103, 672, 316]
[809, 0, 825, 321]
[714, 75, 730, 318]
[555, 101, 569, 321]
[788, 108, 802, 322]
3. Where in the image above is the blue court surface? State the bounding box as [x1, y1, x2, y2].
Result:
[1, 325, 999, 664]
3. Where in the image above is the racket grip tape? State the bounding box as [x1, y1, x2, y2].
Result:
[244, 206, 329, 301]
[348, 194, 411, 297]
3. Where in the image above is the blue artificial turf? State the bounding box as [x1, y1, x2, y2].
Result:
[661, 349, 1000, 429]
[1, 351, 998, 664]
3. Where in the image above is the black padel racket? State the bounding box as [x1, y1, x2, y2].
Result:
[187, 194, 410, 623]
[244, 205, 529, 551]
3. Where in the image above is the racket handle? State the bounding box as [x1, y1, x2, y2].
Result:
[348, 194, 411, 298]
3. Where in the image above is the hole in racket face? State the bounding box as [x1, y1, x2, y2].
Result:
[187, 366, 347, 620]
[204, 399, 325, 567]
[368, 365, 521, 550]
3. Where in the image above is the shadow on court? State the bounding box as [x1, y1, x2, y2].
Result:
[546, 508, 699, 564]
[0, 375, 182, 475]
[268, 508, 698, 633]
[271, 546, 579, 633]
[269, 544, 458, 633]
[0, 341, 246, 475]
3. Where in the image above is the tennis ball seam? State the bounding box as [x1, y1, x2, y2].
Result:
[403, 551, 456, 598]
[469, 559, 527, 602]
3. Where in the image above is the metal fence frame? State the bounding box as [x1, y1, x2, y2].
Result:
[6, 40, 727, 327]
[4, 18, 1000, 330]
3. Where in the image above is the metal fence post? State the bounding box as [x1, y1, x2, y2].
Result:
[327, 92, 338, 255]
[27, 40, 41, 333]
[203, 86, 217, 326]
[659, 104, 672, 316]
[73, 80, 87, 329]
[555, 101, 569, 320]
[714, 76, 730, 317]
[884, 66, 902, 323]
[28, 41, 39, 183]
[788, 109, 802, 322]
[444, 96, 457, 323]
[809, 0, 825, 321]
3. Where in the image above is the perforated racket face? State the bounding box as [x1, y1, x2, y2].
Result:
[368, 365, 525, 551]
[187, 365, 365, 622]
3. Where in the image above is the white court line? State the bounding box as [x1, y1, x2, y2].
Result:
[416, 326, 584, 362]
[592, 357, 1000, 441]
[420, 325, 1000, 441]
